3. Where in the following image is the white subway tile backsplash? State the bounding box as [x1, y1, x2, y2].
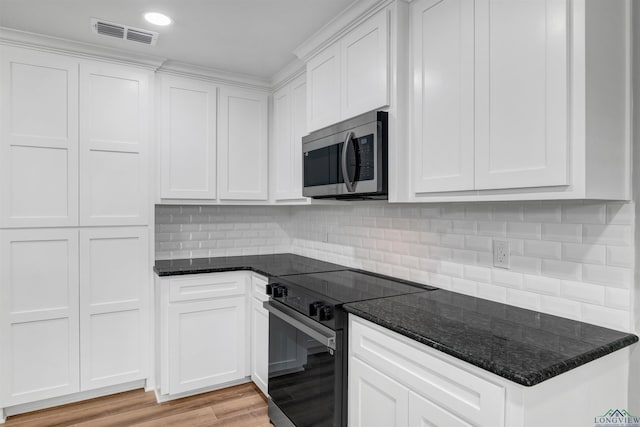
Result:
[583, 224, 633, 246]
[562, 243, 606, 265]
[507, 222, 542, 239]
[157, 200, 634, 332]
[524, 240, 562, 259]
[542, 223, 582, 243]
[560, 280, 605, 305]
[562, 202, 606, 224]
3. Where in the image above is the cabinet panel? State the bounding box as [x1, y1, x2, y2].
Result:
[169, 272, 247, 302]
[475, 0, 568, 189]
[306, 43, 341, 132]
[160, 76, 217, 199]
[341, 10, 389, 119]
[409, 391, 473, 427]
[168, 297, 247, 394]
[349, 357, 409, 427]
[251, 296, 269, 396]
[412, 0, 474, 193]
[0, 229, 79, 405]
[218, 87, 268, 200]
[0, 47, 79, 227]
[79, 62, 150, 225]
[79, 227, 148, 390]
[272, 74, 307, 201]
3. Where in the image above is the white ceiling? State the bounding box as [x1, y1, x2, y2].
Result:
[0, 0, 354, 79]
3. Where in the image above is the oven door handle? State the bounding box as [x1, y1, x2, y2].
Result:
[341, 131, 355, 193]
[264, 300, 336, 351]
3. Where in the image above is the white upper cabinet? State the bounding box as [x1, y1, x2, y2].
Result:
[474, 0, 568, 190]
[159, 75, 217, 200]
[79, 62, 151, 225]
[305, 9, 389, 133]
[271, 74, 307, 202]
[408, 0, 631, 201]
[218, 86, 269, 201]
[0, 46, 79, 227]
[341, 10, 389, 120]
[307, 43, 341, 132]
[411, 0, 474, 193]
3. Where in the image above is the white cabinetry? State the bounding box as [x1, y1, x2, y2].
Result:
[79, 62, 150, 225]
[0, 229, 80, 406]
[409, 0, 631, 201]
[218, 87, 269, 201]
[306, 9, 389, 132]
[79, 228, 149, 391]
[0, 46, 79, 227]
[349, 315, 631, 427]
[250, 274, 269, 396]
[271, 74, 308, 202]
[159, 75, 217, 200]
[157, 272, 250, 397]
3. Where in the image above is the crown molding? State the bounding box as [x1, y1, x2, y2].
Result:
[293, 0, 393, 62]
[270, 58, 305, 92]
[0, 27, 166, 70]
[157, 60, 271, 91]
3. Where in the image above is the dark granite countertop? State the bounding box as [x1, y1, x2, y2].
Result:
[344, 289, 638, 386]
[154, 253, 349, 278]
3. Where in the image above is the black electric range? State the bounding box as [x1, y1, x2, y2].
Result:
[264, 270, 437, 427]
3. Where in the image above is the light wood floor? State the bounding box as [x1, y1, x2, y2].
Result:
[4, 383, 272, 427]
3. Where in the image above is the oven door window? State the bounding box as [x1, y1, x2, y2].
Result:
[303, 143, 342, 187]
[268, 313, 341, 427]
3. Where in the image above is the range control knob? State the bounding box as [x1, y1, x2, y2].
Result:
[309, 301, 324, 316]
[272, 286, 288, 298]
[319, 305, 334, 321]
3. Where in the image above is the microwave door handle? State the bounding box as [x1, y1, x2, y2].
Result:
[341, 131, 355, 192]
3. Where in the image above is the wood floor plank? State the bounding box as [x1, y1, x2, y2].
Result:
[4, 383, 271, 427]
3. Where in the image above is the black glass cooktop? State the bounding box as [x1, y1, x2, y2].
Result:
[274, 270, 436, 305]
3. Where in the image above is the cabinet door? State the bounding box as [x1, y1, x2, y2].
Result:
[168, 296, 247, 394]
[306, 43, 341, 132]
[0, 46, 79, 227]
[475, 0, 568, 189]
[411, 0, 474, 193]
[271, 74, 307, 202]
[251, 296, 269, 396]
[341, 10, 389, 119]
[409, 391, 473, 427]
[0, 229, 79, 406]
[79, 227, 148, 391]
[349, 357, 409, 427]
[79, 62, 150, 225]
[160, 76, 217, 200]
[218, 87, 268, 200]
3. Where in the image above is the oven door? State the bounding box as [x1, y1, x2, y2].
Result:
[264, 299, 343, 427]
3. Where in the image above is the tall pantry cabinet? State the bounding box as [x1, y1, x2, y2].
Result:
[0, 45, 152, 408]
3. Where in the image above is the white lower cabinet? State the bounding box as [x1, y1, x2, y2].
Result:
[250, 275, 269, 396]
[157, 271, 255, 397]
[79, 228, 149, 391]
[0, 227, 149, 408]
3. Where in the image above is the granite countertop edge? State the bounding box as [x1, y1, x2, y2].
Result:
[344, 305, 639, 387]
[154, 265, 257, 276]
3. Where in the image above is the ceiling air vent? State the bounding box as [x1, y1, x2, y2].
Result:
[91, 18, 159, 46]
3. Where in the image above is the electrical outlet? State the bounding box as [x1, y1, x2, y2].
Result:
[493, 239, 510, 269]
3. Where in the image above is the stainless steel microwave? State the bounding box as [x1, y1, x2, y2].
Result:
[302, 111, 387, 199]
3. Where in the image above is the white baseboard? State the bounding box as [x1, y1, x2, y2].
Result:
[3, 380, 146, 419]
[154, 377, 252, 403]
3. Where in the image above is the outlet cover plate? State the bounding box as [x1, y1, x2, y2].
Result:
[493, 239, 510, 269]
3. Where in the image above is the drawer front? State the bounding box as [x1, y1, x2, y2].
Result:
[350, 316, 505, 427]
[252, 274, 269, 301]
[168, 272, 247, 302]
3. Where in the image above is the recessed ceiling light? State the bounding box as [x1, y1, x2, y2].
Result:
[144, 12, 172, 26]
